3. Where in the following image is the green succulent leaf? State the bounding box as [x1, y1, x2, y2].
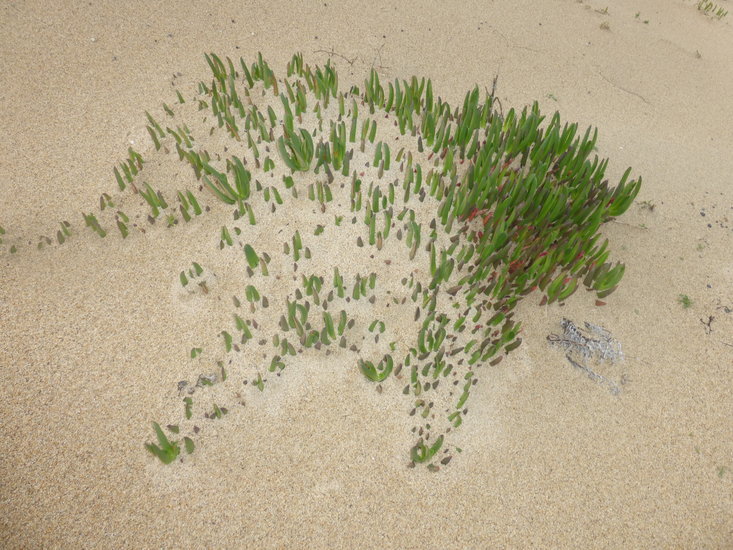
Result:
[244, 244, 259, 268]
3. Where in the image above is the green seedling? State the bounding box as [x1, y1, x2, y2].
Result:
[145, 422, 180, 464]
[277, 128, 314, 172]
[221, 331, 233, 352]
[55, 221, 72, 244]
[220, 226, 233, 248]
[368, 320, 386, 333]
[245, 285, 261, 312]
[82, 213, 106, 238]
[359, 354, 394, 382]
[99, 193, 114, 211]
[180, 262, 206, 291]
[210, 403, 228, 419]
[140, 183, 167, 218]
[203, 158, 251, 217]
[411, 435, 444, 464]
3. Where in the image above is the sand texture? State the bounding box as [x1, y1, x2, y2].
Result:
[1, 0, 732, 548]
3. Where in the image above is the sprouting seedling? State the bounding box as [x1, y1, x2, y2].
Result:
[209, 403, 228, 419]
[220, 226, 233, 248]
[123, 147, 144, 178]
[177, 189, 202, 221]
[229, 157, 252, 215]
[411, 434, 444, 464]
[220, 331, 233, 352]
[302, 274, 323, 304]
[359, 354, 394, 382]
[114, 211, 129, 238]
[245, 285, 261, 312]
[145, 111, 165, 153]
[36, 235, 53, 250]
[55, 221, 72, 245]
[269, 355, 286, 372]
[277, 128, 314, 172]
[82, 213, 106, 238]
[180, 190, 202, 217]
[99, 193, 114, 211]
[139, 183, 168, 218]
[197, 374, 216, 387]
[114, 166, 128, 191]
[332, 268, 346, 298]
[202, 158, 251, 217]
[291, 230, 303, 261]
[259, 252, 271, 277]
[145, 422, 180, 464]
[322, 311, 336, 340]
[180, 262, 206, 291]
[368, 320, 386, 333]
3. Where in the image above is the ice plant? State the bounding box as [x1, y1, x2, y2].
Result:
[1, 51, 642, 470]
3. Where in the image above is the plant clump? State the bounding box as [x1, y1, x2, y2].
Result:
[3, 52, 642, 470]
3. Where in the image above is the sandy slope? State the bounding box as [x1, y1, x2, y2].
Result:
[1, 0, 732, 547]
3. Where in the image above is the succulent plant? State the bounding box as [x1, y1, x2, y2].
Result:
[3, 52, 642, 470]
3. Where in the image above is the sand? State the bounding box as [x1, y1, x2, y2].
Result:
[1, 0, 732, 547]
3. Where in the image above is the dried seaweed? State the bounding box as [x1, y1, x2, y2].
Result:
[547, 318, 624, 394]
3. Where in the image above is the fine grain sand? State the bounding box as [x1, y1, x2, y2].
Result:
[1, 0, 732, 547]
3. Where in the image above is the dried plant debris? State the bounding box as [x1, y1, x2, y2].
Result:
[1, 51, 643, 468]
[547, 317, 625, 395]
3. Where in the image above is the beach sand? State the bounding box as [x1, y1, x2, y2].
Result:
[1, 0, 732, 547]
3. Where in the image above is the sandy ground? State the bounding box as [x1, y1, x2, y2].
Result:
[1, 0, 732, 547]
